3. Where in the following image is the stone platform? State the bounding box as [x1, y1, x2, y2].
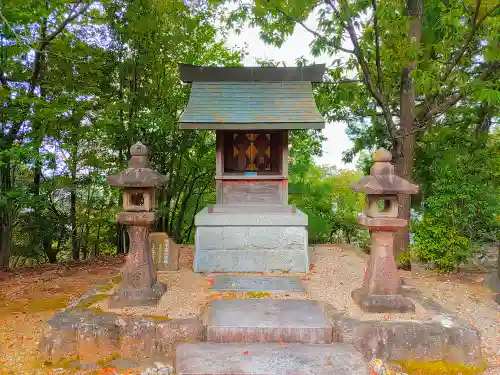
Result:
[207, 299, 332, 343]
[212, 275, 305, 292]
[194, 206, 309, 272]
[176, 343, 369, 375]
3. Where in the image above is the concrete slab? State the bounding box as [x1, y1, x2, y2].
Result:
[212, 275, 305, 292]
[176, 342, 369, 375]
[207, 299, 332, 343]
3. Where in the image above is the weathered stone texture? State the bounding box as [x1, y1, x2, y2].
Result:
[212, 275, 305, 292]
[150, 232, 179, 271]
[220, 180, 284, 205]
[176, 343, 369, 375]
[206, 299, 332, 344]
[328, 312, 483, 367]
[156, 318, 205, 352]
[39, 305, 204, 361]
[194, 210, 308, 272]
[194, 249, 308, 272]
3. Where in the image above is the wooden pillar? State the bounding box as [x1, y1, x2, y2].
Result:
[281, 130, 289, 205]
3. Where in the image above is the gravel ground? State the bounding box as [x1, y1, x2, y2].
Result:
[306, 245, 429, 321]
[0, 245, 497, 375]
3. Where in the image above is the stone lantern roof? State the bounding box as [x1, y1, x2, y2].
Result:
[107, 142, 168, 188]
[350, 148, 418, 195]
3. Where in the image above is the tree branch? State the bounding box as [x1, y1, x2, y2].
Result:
[400, 61, 500, 138]
[371, 0, 383, 91]
[46, 0, 92, 42]
[270, 3, 354, 54]
[441, 1, 500, 82]
[325, 0, 395, 138]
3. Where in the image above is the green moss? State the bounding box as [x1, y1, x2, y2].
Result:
[76, 293, 109, 309]
[395, 360, 487, 375]
[95, 283, 114, 292]
[0, 296, 69, 315]
[42, 354, 80, 370]
[96, 352, 121, 366]
[246, 292, 271, 298]
[111, 274, 123, 285]
[142, 314, 172, 321]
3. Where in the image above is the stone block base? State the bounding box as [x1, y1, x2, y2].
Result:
[176, 343, 369, 375]
[351, 288, 415, 313]
[194, 207, 308, 273]
[109, 281, 167, 308]
[206, 299, 332, 344]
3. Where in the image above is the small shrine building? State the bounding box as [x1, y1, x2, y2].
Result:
[178, 64, 325, 272]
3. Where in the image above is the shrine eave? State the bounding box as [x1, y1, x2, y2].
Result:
[178, 81, 325, 130]
[179, 63, 326, 83]
[179, 122, 324, 130]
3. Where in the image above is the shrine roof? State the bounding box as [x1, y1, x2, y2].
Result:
[178, 64, 325, 130]
[179, 82, 325, 130]
[178, 64, 325, 83]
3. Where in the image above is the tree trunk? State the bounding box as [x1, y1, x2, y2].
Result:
[0, 164, 13, 268]
[70, 187, 79, 260]
[394, 0, 423, 270]
[43, 237, 57, 263]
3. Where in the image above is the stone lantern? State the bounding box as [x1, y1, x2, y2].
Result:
[107, 142, 168, 307]
[350, 148, 419, 313]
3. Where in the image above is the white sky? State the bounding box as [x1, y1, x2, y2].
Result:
[224, 21, 355, 170]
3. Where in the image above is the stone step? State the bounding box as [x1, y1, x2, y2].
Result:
[176, 342, 369, 375]
[206, 299, 332, 344]
[212, 275, 305, 292]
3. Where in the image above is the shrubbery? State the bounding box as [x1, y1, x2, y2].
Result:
[411, 127, 500, 271]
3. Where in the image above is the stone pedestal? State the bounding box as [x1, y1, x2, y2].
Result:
[194, 206, 308, 273]
[351, 229, 415, 313]
[109, 212, 166, 307]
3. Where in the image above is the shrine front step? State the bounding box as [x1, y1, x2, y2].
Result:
[176, 342, 369, 375]
[206, 299, 333, 344]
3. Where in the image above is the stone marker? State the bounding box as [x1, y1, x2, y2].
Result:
[350, 148, 419, 313]
[149, 232, 179, 271]
[107, 142, 168, 307]
[207, 299, 332, 343]
[212, 275, 305, 292]
[176, 343, 369, 375]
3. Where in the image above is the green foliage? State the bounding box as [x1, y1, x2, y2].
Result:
[411, 126, 500, 269]
[0, 0, 244, 266]
[289, 162, 367, 246]
[412, 216, 472, 272]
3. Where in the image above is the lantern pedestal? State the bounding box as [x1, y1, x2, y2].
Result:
[109, 212, 167, 308]
[352, 221, 415, 313]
